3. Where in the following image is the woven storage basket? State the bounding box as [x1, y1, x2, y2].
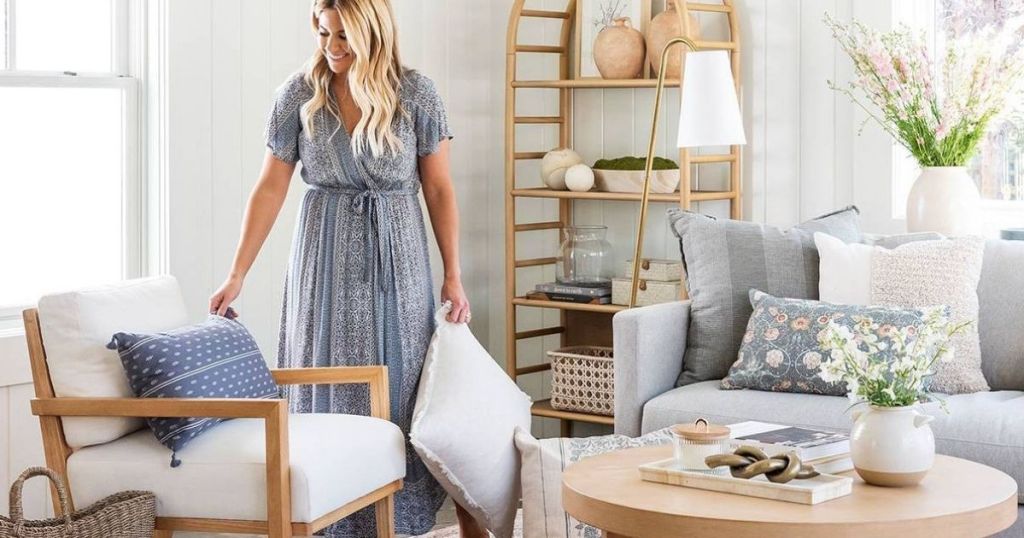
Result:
[549, 345, 614, 416]
[0, 467, 155, 538]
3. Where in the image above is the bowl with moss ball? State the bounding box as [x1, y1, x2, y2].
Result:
[592, 156, 680, 194]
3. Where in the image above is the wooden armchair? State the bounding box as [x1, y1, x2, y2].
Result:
[21, 276, 404, 538]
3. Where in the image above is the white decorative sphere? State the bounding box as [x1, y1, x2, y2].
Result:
[565, 164, 595, 192]
[541, 148, 583, 190]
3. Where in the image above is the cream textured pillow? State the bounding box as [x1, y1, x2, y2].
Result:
[815, 233, 989, 394]
[410, 302, 532, 538]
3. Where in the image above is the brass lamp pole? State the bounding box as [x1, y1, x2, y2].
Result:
[628, 36, 699, 308]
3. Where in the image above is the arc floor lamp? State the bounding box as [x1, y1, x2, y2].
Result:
[627, 37, 747, 307]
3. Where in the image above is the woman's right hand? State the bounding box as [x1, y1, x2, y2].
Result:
[210, 275, 244, 317]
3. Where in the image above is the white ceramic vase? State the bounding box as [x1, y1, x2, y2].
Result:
[906, 166, 981, 236]
[850, 405, 935, 487]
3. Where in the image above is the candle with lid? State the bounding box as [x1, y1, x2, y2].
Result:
[671, 418, 731, 472]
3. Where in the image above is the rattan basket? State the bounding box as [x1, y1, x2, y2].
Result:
[0, 467, 155, 538]
[549, 345, 614, 416]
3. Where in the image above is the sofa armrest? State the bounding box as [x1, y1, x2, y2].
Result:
[612, 300, 690, 436]
[272, 366, 390, 420]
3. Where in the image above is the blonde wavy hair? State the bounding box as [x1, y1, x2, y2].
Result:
[301, 0, 407, 158]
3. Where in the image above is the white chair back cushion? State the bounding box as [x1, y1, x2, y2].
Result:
[36, 275, 189, 448]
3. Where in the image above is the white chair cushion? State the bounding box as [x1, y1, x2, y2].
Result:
[37, 275, 190, 448]
[66, 413, 406, 522]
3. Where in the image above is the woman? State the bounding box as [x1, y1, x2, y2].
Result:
[209, 1, 484, 536]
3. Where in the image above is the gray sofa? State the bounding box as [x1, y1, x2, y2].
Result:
[613, 239, 1024, 533]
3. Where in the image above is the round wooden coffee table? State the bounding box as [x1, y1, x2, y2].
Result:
[562, 445, 1018, 537]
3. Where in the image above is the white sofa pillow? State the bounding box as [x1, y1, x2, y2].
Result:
[410, 302, 532, 538]
[36, 275, 190, 448]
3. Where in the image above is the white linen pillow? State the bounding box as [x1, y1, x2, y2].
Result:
[814, 232, 873, 304]
[814, 232, 989, 394]
[514, 427, 671, 538]
[410, 302, 532, 538]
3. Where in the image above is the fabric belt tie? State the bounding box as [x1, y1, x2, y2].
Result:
[308, 184, 417, 292]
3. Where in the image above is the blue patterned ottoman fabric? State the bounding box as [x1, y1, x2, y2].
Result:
[721, 290, 940, 396]
[107, 314, 280, 466]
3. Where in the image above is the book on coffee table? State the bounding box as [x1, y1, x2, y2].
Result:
[727, 421, 850, 463]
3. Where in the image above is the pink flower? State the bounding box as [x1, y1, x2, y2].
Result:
[790, 317, 811, 331]
[802, 351, 822, 370]
[764, 328, 781, 341]
[775, 313, 789, 323]
[936, 121, 950, 139]
[743, 330, 754, 343]
[766, 349, 785, 368]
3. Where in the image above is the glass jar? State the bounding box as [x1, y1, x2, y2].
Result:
[671, 419, 731, 473]
[556, 225, 614, 286]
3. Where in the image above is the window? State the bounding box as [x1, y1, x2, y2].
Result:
[939, 0, 1024, 202]
[0, 0, 143, 328]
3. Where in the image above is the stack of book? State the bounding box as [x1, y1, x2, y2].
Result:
[726, 421, 853, 475]
[527, 281, 612, 305]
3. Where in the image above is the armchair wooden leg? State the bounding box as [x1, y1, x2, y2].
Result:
[374, 494, 395, 538]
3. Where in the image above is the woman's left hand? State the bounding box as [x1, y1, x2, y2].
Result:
[441, 276, 471, 323]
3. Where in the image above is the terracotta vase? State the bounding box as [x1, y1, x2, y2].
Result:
[594, 17, 646, 79]
[647, 2, 702, 79]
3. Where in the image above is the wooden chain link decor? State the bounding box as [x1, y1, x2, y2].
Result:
[705, 446, 821, 484]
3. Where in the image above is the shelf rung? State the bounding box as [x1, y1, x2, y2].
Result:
[514, 221, 562, 232]
[514, 151, 547, 160]
[516, 45, 566, 54]
[520, 9, 570, 19]
[531, 399, 615, 425]
[513, 297, 626, 314]
[689, 153, 737, 164]
[516, 364, 553, 375]
[515, 116, 564, 124]
[690, 190, 738, 202]
[695, 40, 737, 51]
[516, 326, 566, 340]
[516, 257, 558, 268]
[687, 2, 732, 13]
[511, 187, 682, 203]
[512, 78, 680, 89]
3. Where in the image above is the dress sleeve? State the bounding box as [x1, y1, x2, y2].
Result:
[413, 74, 454, 157]
[263, 73, 305, 164]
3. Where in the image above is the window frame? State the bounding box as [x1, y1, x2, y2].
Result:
[0, 0, 146, 326]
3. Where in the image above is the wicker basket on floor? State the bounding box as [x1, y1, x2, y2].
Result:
[549, 346, 614, 416]
[0, 467, 155, 537]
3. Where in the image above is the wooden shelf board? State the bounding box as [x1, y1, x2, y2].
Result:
[512, 78, 680, 89]
[512, 297, 626, 314]
[531, 399, 615, 425]
[511, 187, 735, 203]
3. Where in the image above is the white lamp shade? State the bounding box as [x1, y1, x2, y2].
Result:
[676, 50, 746, 148]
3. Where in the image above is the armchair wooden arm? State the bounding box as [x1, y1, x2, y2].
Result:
[271, 366, 390, 421]
[29, 396, 292, 536]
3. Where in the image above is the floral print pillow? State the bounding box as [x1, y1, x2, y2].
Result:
[721, 289, 939, 396]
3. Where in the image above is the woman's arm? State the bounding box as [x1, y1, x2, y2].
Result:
[209, 151, 295, 315]
[420, 139, 469, 324]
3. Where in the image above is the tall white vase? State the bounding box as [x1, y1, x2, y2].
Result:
[906, 166, 981, 236]
[850, 405, 935, 487]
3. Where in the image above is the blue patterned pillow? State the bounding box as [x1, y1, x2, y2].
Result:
[721, 290, 940, 396]
[107, 313, 280, 466]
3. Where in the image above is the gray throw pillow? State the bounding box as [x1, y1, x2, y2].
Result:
[667, 206, 862, 386]
[721, 290, 942, 396]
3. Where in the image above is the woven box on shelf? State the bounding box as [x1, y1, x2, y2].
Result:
[548, 345, 614, 416]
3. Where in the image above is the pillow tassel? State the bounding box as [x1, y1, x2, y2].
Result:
[170, 452, 181, 468]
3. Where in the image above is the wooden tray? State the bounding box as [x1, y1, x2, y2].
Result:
[639, 458, 853, 505]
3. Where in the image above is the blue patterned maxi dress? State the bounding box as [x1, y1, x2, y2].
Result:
[265, 67, 452, 537]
